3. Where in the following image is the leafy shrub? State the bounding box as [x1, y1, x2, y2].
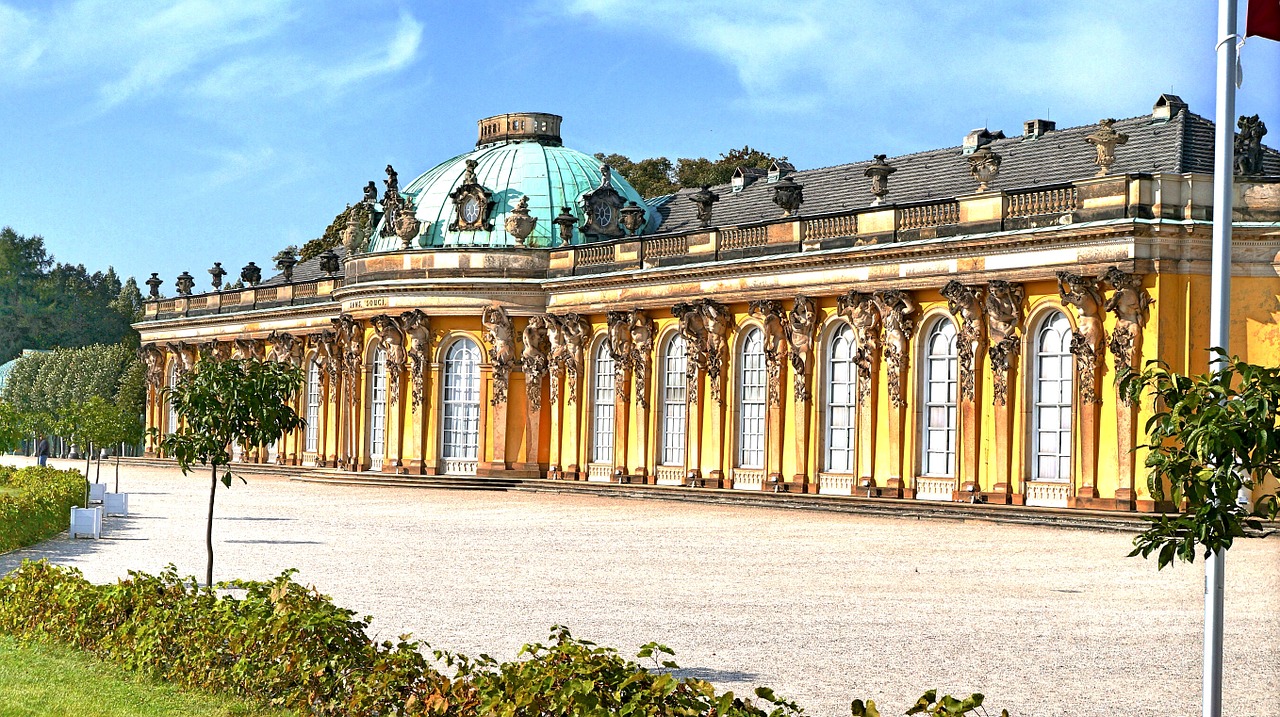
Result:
[0, 562, 1007, 716]
[0, 466, 85, 552]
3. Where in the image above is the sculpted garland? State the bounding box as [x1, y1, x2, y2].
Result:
[606, 311, 634, 404]
[785, 295, 816, 404]
[874, 290, 917, 409]
[521, 316, 550, 412]
[940, 281, 985, 402]
[400, 310, 430, 410]
[984, 280, 1025, 406]
[628, 310, 655, 410]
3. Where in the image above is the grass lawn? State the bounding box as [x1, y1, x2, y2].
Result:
[0, 636, 294, 717]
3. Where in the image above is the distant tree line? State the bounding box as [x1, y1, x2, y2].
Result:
[594, 146, 785, 199]
[2, 344, 145, 435]
[0, 227, 143, 364]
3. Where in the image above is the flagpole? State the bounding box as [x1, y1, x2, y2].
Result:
[1205, 1, 1237, 716]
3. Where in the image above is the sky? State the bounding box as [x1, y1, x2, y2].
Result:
[0, 0, 1277, 290]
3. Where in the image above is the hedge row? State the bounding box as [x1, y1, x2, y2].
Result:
[0, 466, 85, 553]
[0, 562, 811, 717]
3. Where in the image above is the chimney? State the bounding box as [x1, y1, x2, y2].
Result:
[1023, 119, 1056, 139]
[962, 128, 1006, 155]
[1152, 94, 1188, 121]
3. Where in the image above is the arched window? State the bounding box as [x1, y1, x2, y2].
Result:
[368, 347, 387, 467]
[1032, 312, 1074, 481]
[738, 328, 766, 469]
[660, 334, 687, 466]
[591, 341, 616, 464]
[442, 339, 481, 473]
[167, 362, 179, 434]
[305, 359, 321, 453]
[920, 318, 958, 477]
[825, 325, 857, 473]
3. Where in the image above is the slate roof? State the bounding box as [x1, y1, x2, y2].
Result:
[651, 108, 1280, 234]
[259, 246, 347, 287]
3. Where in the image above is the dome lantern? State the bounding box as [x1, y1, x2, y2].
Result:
[477, 112, 562, 147]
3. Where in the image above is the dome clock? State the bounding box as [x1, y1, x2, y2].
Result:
[448, 159, 496, 232]
[578, 165, 627, 239]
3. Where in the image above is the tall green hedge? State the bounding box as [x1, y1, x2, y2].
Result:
[0, 466, 86, 552]
[1, 343, 143, 438]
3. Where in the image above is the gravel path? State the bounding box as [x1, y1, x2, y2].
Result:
[3, 456, 1278, 717]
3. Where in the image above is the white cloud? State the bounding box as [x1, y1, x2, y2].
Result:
[558, 0, 1202, 122]
[0, 1, 422, 109]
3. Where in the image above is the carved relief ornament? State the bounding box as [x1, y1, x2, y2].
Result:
[785, 295, 817, 403]
[449, 159, 497, 232]
[547, 312, 588, 405]
[749, 299, 788, 408]
[836, 290, 881, 401]
[521, 315, 550, 411]
[940, 281, 985, 402]
[984, 280, 1025, 406]
[1101, 267, 1153, 398]
[400, 310, 430, 410]
[372, 315, 406, 407]
[481, 305, 516, 406]
[1055, 271, 1106, 406]
[628, 309, 656, 410]
[672, 302, 709, 404]
[874, 290, 917, 409]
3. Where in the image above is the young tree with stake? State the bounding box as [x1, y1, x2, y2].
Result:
[157, 357, 304, 587]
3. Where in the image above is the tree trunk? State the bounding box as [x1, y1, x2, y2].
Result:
[85, 444, 92, 482]
[206, 462, 218, 587]
[114, 454, 121, 493]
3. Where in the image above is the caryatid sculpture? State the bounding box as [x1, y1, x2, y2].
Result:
[266, 331, 300, 367]
[874, 290, 917, 408]
[749, 299, 788, 408]
[940, 281, 985, 402]
[1056, 271, 1106, 405]
[785, 295, 817, 403]
[313, 329, 338, 402]
[400, 310, 430, 409]
[672, 302, 709, 403]
[1101, 267, 1152, 390]
[521, 315, 550, 411]
[984, 280, 1025, 406]
[557, 312, 588, 405]
[139, 344, 165, 391]
[628, 309, 656, 410]
[481, 305, 516, 406]
[372, 315, 406, 406]
[837, 291, 881, 401]
[698, 299, 730, 403]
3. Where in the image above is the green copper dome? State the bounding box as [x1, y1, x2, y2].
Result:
[366, 113, 654, 251]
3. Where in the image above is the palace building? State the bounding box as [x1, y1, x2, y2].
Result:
[134, 96, 1280, 511]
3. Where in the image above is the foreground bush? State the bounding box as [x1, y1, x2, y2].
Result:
[0, 466, 85, 552]
[0, 562, 811, 716]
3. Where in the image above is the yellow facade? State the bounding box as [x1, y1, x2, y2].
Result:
[135, 109, 1280, 513]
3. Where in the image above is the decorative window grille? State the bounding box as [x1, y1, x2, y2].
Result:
[368, 348, 387, 465]
[305, 360, 321, 452]
[920, 319, 958, 477]
[442, 339, 481, 465]
[660, 335, 687, 466]
[1032, 312, 1074, 481]
[592, 342, 616, 464]
[825, 325, 857, 472]
[737, 328, 766, 469]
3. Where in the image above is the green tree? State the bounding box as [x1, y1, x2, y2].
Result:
[0, 402, 23, 454]
[595, 147, 785, 199]
[158, 357, 305, 586]
[1122, 350, 1280, 568]
[0, 228, 142, 363]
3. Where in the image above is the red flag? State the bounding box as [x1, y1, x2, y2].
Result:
[1248, 0, 1280, 41]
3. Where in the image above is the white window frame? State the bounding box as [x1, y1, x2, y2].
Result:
[920, 318, 959, 477]
[825, 325, 857, 473]
[167, 362, 179, 435]
[368, 348, 387, 465]
[660, 334, 687, 466]
[591, 341, 616, 464]
[1031, 312, 1074, 482]
[442, 339, 481, 463]
[305, 359, 321, 453]
[737, 328, 766, 469]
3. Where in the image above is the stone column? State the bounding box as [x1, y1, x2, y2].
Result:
[786, 296, 817, 493]
[630, 311, 655, 482]
[422, 360, 443, 475]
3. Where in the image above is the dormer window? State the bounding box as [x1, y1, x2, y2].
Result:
[731, 167, 766, 193]
[767, 160, 795, 183]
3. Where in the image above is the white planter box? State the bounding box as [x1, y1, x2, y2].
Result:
[103, 492, 129, 516]
[87, 483, 107, 503]
[69, 507, 102, 539]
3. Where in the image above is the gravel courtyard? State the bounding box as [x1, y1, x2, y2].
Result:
[3, 457, 1278, 716]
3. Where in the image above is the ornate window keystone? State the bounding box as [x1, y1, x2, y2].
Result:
[578, 165, 626, 239]
[448, 159, 497, 232]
